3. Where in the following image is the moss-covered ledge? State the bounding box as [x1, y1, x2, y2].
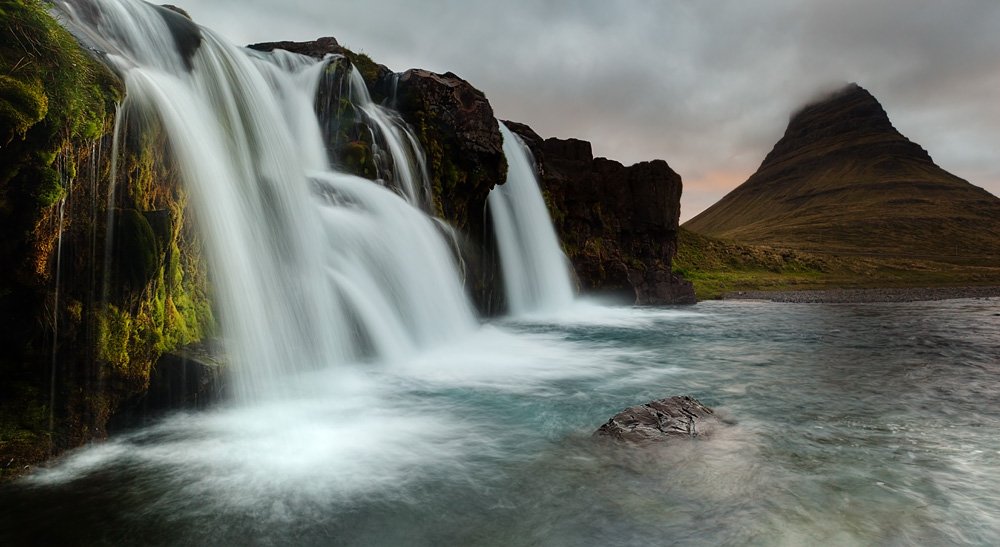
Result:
[0, 0, 215, 481]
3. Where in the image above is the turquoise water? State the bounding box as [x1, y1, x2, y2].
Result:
[3, 299, 999, 545]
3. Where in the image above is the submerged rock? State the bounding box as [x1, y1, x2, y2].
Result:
[596, 396, 717, 443]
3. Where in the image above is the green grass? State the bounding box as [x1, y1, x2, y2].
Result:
[674, 228, 1000, 300]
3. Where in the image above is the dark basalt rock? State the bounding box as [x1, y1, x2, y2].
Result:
[160, 4, 192, 20]
[394, 69, 506, 230]
[248, 37, 393, 92]
[506, 121, 695, 305]
[109, 342, 226, 430]
[596, 396, 717, 443]
[393, 69, 507, 310]
[155, 4, 201, 71]
[249, 36, 341, 60]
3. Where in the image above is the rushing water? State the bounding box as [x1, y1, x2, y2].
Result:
[59, 0, 475, 402]
[3, 298, 999, 545]
[489, 123, 576, 316]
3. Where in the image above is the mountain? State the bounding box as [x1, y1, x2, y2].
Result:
[684, 83, 1000, 264]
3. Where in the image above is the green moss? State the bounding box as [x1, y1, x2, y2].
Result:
[338, 140, 377, 180]
[0, 74, 48, 139]
[32, 163, 64, 207]
[0, 2, 222, 475]
[98, 303, 132, 370]
[343, 51, 380, 87]
[0, 0, 121, 203]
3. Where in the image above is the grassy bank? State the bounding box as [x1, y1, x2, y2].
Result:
[674, 228, 1000, 300]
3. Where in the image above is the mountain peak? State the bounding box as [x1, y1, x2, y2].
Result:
[759, 83, 931, 170]
[683, 83, 1000, 260]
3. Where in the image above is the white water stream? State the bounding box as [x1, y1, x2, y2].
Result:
[489, 123, 575, 315]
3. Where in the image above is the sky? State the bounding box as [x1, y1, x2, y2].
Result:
[183, 0, 1000, 221]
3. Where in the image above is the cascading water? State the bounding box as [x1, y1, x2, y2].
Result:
[489, 122, 575, 315]
[59, 0, 475, 402]
[318, 61, 434, 210]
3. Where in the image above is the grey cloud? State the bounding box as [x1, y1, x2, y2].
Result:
[184, 0, 1000, 219]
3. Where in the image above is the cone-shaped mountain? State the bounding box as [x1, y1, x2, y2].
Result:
[684, 83, 1000, 262]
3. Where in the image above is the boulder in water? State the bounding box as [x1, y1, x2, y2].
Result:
[596, 396, 717, 443]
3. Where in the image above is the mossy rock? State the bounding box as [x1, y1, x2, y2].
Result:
[337, 140, 377, 180]
[114, 208, 161, 291]
[0, 74, 48, 141]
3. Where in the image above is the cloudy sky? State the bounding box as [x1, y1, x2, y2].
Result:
[183, 0, 1000, 221]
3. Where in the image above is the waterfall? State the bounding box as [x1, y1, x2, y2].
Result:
[489, 123, 575, 315]
[318, 61, 434, 210]
[59, 0, 475, 402]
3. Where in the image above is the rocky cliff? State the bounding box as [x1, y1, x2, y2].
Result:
[250, 38, 692, 305]
[0, 1, 214, 479]
[684, 83, 1000, 262]
[506, 122, 694, 304]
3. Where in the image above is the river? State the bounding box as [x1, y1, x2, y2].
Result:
[3, 298, 998, 545]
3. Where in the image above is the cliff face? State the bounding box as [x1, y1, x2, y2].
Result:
[249, 37, 693, 306]
[394, 69, 506, 238]
[0, 1, 214, 478]
[506, 122, 695, 305]
[685, 83, 1000, 261]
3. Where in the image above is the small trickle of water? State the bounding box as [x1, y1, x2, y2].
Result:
[49, 196, 67, 447]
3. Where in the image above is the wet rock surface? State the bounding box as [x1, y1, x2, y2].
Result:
[596, 396, 717, 443]
[108, 342, 226, 430]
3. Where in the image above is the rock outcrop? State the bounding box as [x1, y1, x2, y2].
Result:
[248, 37, 392, 92]
[0, 1, 214, 479]
[684, 83, 1000, 262]
[250, 36, 693, 306]
[506, 122, 695, 305]
[596, 396, 718, 443]
[394, 69, 506, 237]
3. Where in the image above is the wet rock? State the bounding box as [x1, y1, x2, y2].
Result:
[394, 69, 506, 229]
[248, 37, 393, 91]
[596, 396, 717, 442]
[108, 342, 226, 430]
[160, 4, 192, 20]
[155, 4, 201, 71]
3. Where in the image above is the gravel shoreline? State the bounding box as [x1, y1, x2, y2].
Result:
[721, 286, 1000, 303]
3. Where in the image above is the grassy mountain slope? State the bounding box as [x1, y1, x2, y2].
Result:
[684, 84, 1000, 266]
